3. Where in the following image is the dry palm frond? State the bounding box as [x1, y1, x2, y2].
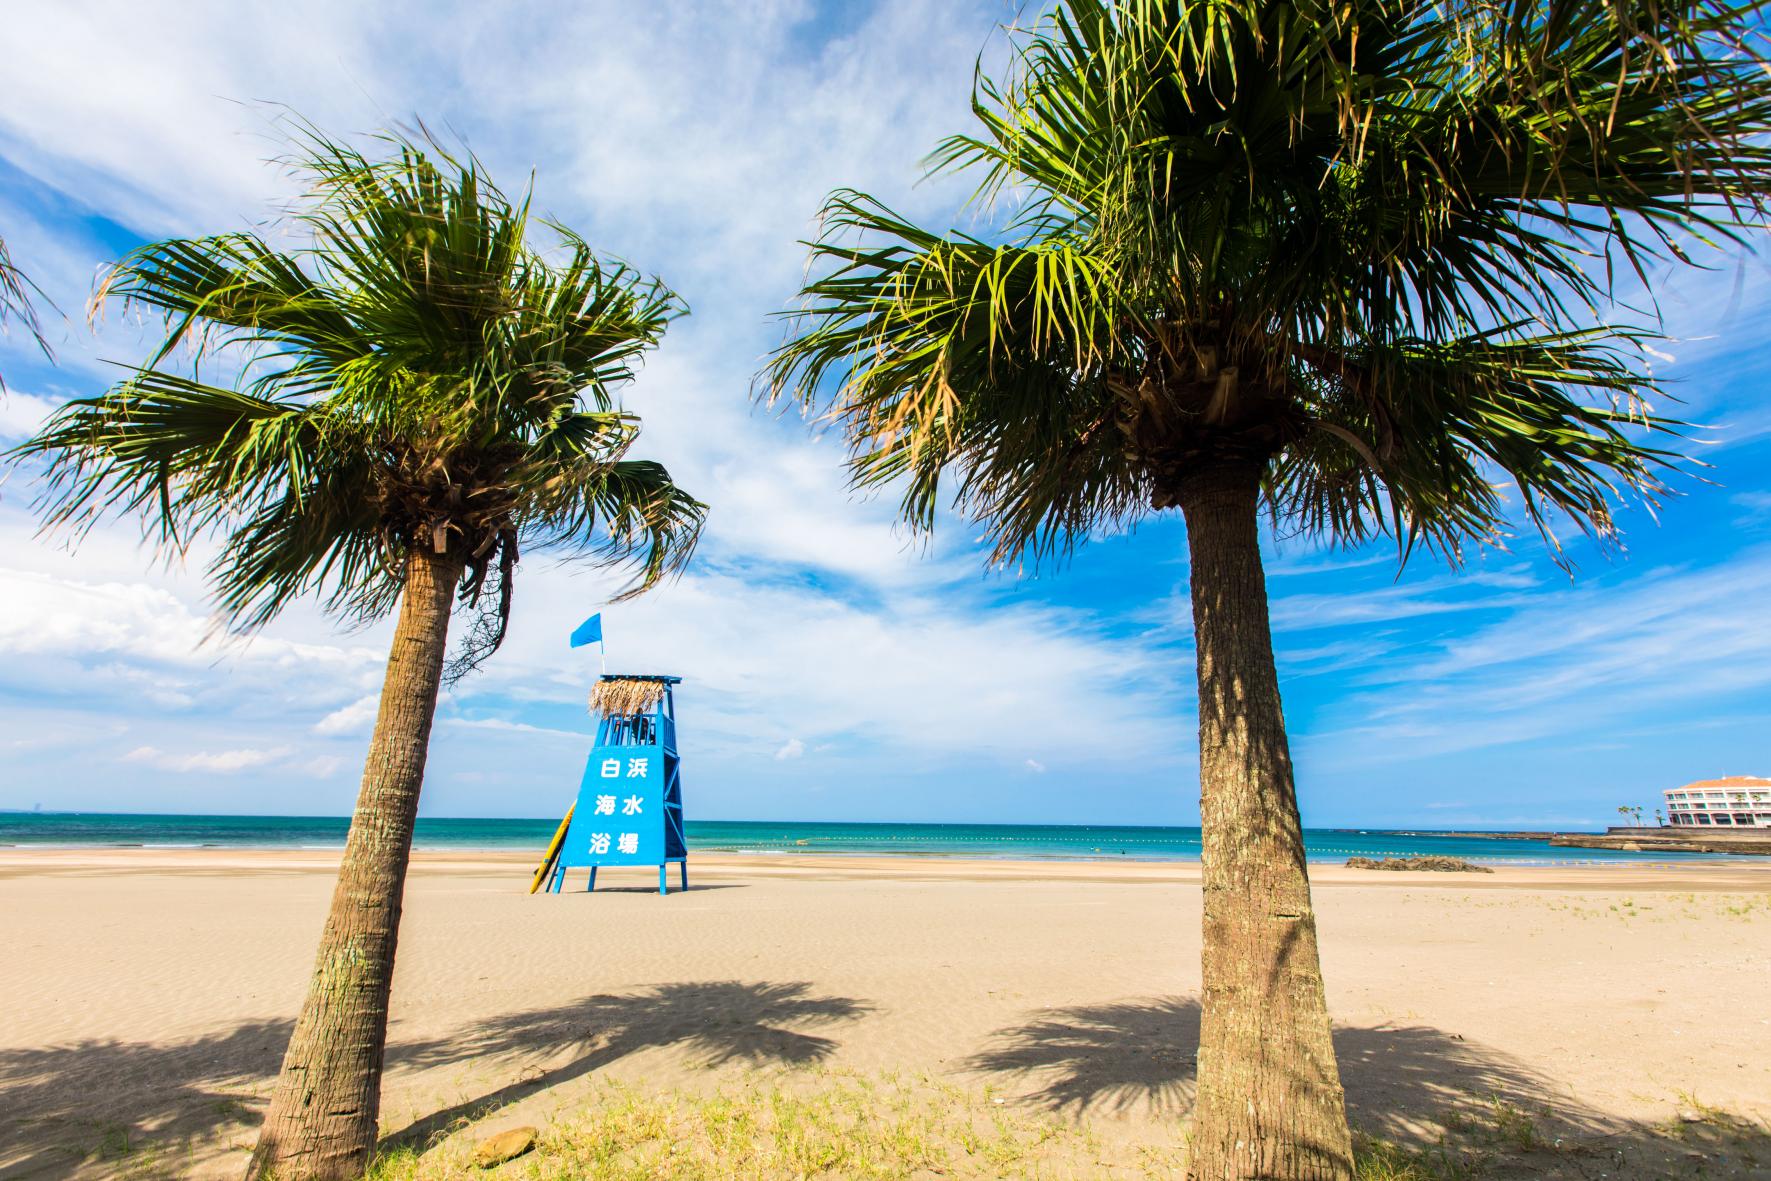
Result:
[589, 676, 669, 717]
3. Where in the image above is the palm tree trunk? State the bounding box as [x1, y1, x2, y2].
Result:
[1176, 463, 1353, 1181]
[246, 548, 462, 1181]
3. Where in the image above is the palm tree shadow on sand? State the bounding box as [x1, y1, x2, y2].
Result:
[380, 979, 873, 1150]
[0, 1018, 294, 1179]
[964, 995, 1770, 1178]
[0, 981, 870, 1179]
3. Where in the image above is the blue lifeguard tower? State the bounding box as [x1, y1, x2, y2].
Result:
[531, 673, 688, 895]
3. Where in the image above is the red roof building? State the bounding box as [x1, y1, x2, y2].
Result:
[1664, 777, 1771, 827]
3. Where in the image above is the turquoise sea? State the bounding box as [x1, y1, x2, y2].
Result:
[0, 812, 1747, 866]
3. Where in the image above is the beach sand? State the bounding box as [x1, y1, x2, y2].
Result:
[2, 849, 1768, 1178]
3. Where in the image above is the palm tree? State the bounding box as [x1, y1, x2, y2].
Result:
[11, 131, 705, 1181]
[765, 1, 1771, 1176]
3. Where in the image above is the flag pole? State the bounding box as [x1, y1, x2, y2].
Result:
[570, 612, 605, 675]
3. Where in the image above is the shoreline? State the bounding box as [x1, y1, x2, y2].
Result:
[4, 846, 1770, 890]
[0, 844, 1760, 871]
[15, 815, 1769, 866]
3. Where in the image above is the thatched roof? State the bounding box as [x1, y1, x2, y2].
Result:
[589, 676, 671, 718]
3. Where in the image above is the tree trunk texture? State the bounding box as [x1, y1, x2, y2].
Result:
[1177, 463, 1354, 1181]
[246, 549, 462, 1181]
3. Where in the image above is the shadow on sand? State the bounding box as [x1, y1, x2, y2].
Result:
[965, 995, 1770, 1178]
[0, 980, 870, 1179]
[0, 1018, 291, 1179]
[544, 881, 749, 895]
[8, 990, 1765, 1179]
[381, 979, 872, 1149]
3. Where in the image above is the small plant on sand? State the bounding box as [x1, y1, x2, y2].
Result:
[1442, 1095, 1552, 1156]
[1481, 1098, 1546, 1154]
[1352, 1133, 1483, 1181]
[93, 1122, 133, 1162]
[1721, 894, 1770, 918]
[1665, 1093, 1771, 1169]
[11, 128, 703, 1181]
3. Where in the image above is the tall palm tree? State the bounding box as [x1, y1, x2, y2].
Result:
[11, 131, 705, 1181]
[766, 1, 1771, 1176]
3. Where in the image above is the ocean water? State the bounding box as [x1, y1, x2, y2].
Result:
[0, 812, 1748, 866]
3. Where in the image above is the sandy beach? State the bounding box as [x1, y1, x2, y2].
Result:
[2, 849, 1768, 1178]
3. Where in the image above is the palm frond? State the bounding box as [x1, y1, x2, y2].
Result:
[548, 458, 708, 600]
[16, 372, 325, 547]
[766, 0, 1768, 567]
[8, 126, 701, 660]
[768, 189, 1130, 553]
[1276, 327, 1684, 561]
[0, 234, 57, 377]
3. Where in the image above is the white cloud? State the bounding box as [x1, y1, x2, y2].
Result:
[0, 508, 384, 677]
[122, 744, 291, 773]
[0, 4, 386, 234]
[774, 738, 805, 760]
[0, 391, 59, 438]
[696, 444, 944, 585]
[0, 498, 385, 643]
[0, 560, 386, 718]
[314, 695, 379, 736]
[1024, 758, 1046, 773]
[465, 560, 1187, 769]
[439, 716, 589, 743]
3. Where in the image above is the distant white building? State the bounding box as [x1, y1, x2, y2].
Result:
[1664, 777, 1771, 827]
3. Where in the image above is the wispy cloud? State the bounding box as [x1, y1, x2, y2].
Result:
[440, 716, 589, 743]
[1270, 569, 1540, 632]
[123, 744, 291, 773]
[1734, 491, 1771, 526]
[1303, 548, 1771, 769]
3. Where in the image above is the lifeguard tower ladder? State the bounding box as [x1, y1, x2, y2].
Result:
[532, 674, 688, 895]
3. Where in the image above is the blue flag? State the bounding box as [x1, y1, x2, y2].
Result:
[569, 613, 603, 649]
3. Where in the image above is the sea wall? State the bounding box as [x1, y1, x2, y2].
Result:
[1549, 826, 1771, 855]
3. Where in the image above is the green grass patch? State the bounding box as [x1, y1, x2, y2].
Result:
[362, 1075, 1767, 1180]
[365, 1074, 1102, 1180]
[1354, 1133, 1483, 1181]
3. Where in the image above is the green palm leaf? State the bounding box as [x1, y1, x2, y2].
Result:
[768, 0, 1767, 564]
[11, 129, 705, 670]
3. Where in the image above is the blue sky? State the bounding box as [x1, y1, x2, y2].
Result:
[1, 0, 1768, 830]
